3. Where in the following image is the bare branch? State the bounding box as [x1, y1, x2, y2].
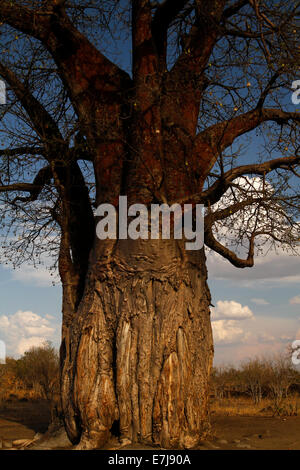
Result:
[132, 0, 158, 77]
[193, 108, 300, 183]
[0, 1, 50, 39]
[0, 1, 132, 130]
[175, 154, 300, 206]
[12, 166, 52, 203]
[221, 0, 249, 20]
[0, 62, 63, 147]
[161, 1, 226, 136]
[0, 146, 44, 157]
[152, 0, 190, 63]
[204, 221, 256, 268]
[0, 182, 41, 194]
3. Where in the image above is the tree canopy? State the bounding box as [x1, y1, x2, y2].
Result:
[0, 0, 299, 286]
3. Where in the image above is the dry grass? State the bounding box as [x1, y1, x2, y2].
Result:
[0, 366, 41, 408]
[210, 396, 300, 417]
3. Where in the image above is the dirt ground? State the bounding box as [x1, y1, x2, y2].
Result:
[1, 400, 300, 450]
[0, 400, 50, 441]
[210, 415, 300, 450]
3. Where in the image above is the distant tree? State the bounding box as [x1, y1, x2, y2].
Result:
[265, 354, 297, 406]
[240, 358, 268, 404]
[210, 366, 227, 399]
[0, 357, 24, 399]
[15, 342, 59, 402]
[211, 365, 241, 399]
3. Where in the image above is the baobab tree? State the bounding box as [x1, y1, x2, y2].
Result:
[0, 0, 299, 449]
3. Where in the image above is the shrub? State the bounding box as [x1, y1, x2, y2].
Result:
[15, 341, 59, 401]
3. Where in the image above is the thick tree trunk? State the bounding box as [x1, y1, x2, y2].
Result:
[60, 238, 213, 449]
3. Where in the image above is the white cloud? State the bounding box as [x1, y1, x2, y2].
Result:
[0, 316, 10, 329]
[0, 310, 60, 357]
[251, 298, 270, 305]
[290, 295, 300, 305]
[211, 300, 254, 320]
[211, 300, 254, 345]
[213, 315, 298, 365]
[212, 319, 245, 344]
[17, 337, 48, 356]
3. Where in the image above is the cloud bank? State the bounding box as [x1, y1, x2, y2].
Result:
[0, 310, 60, 356]
[211, 300, 254, 345]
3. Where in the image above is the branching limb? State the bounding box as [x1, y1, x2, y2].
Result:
[0, 165, 52, 204]
[204, 221, 256, 268]
[132, 0, 158, 78]
[12, 166, 52, 203]
[193, 108, 300, 183]
[0, 182, 41, 193]
[174, 154, 300, 206]
[256, 70, 284, 108]
[0, 147, 44, 157]
[152, 0, 190, 63]
[203, 155, 300, 205]
[161, 1, 226, 136]
[221, 0, 249, 20]
[0, 1, 132, 131]
[0, 1, 50, 39]
[0, 62, 63, 147]
[204, 209, 294, 268]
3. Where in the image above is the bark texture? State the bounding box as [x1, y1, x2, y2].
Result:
[60, 239, 213, 449]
